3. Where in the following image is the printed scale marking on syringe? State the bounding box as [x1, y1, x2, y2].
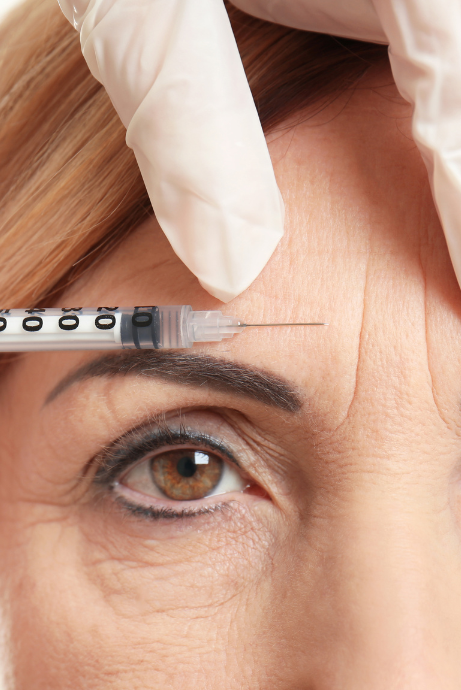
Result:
[0, 306, 328, 352]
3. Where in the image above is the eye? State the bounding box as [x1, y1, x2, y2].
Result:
[116, 445, 247, 503]
[93, 422, 261, 519]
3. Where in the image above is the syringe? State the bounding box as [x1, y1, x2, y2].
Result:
[0, 306, 327, 352]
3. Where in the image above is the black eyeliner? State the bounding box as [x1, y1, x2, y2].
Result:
[114, 495, 233, 521]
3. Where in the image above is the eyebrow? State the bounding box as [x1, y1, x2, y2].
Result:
[44, 351, 302, 412]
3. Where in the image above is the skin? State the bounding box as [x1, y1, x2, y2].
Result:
[1, 62, 461, 688]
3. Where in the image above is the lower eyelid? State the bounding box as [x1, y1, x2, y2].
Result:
[111, 482, 249, 514]
[113, 494, 236, 522]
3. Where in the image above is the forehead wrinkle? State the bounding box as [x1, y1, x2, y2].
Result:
[44, 350, 302, 412]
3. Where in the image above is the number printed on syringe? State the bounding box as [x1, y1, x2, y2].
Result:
[0, 306, 327, 352]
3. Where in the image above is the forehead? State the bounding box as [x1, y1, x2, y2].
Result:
[15, 66, 461, 446]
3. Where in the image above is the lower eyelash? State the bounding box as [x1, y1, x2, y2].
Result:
[114, 495, 232, 521]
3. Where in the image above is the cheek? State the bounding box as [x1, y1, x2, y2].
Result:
[3, 499, 283, 688]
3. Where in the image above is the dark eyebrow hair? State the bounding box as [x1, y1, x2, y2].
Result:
[44, 351, 302, 412]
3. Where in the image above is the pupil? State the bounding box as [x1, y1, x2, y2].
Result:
[176, 455, 197, 478]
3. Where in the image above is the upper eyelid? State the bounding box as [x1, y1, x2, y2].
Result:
[92, 423, 241, 486]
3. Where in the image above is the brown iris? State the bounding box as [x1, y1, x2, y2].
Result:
[150, 449, 223, 501]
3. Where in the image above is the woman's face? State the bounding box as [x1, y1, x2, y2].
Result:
[2, 64, 461, 688]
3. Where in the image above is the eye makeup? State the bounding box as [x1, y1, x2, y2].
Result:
[92, 419, 255, 520]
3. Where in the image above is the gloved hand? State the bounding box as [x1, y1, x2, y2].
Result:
[57, 0, 284, 302]
[58, 0, 461, 303]
[232, 0, 461, 298]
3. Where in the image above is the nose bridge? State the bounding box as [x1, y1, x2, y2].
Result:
[292, 482, 461, 688]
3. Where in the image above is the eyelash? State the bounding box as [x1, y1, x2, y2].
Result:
[93, 423, 244, 520]
[113, 497, 233, 521]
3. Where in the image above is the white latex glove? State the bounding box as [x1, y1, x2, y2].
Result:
[57, 0, 284, 302]
[232, 0, 461, 298]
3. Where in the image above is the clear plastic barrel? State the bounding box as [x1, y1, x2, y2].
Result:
[158, 305, 192, 348]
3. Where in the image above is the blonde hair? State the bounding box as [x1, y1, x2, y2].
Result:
[0, 0, 149, 309]
[0, 0, 387, 310]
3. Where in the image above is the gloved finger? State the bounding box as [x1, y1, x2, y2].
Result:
[230, 0, 386, 43]
[57, 0, 284, 303]
[372, 0, 461, 302]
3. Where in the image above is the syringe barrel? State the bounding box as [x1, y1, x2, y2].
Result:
[0, 306, 193, 352]
[0, 306, 241, 352]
